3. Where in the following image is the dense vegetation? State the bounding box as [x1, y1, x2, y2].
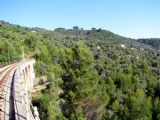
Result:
[137, 38, 160, 50]
[0, 21, 160, 120]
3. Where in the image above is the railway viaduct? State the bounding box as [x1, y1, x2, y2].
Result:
[0, 59, 40, 120]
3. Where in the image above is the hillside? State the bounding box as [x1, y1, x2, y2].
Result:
[137, 38, 160, 50]
[0, 21, 160, 120]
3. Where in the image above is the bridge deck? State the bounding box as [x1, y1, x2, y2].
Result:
[0, 60, 39, 120]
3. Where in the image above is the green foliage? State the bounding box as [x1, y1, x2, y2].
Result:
[1, 21, 160, 120]
[24, 32, 39, 51]
[137, 38, 160, 49]
[59, 43, 109, 119]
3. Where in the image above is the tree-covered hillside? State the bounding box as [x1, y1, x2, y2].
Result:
[137, 38, 160, 50]
[0, 21, 160, 120]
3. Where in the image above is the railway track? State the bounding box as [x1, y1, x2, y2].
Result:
[0, 64, 16, 93]
[0, 64, 17, 120]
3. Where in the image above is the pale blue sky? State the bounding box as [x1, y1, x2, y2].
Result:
[0, 0, 160, 38]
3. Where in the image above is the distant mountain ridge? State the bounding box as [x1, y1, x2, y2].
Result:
[137, 38, 160, 49]
[0, 20, 156, 50]
[0, 20, 132, 42]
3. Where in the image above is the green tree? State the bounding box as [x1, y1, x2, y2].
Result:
[60, 43, 109, 119]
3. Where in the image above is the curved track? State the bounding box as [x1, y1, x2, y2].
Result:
[0, 64, 17, 120]
[0, 64, 16, 93]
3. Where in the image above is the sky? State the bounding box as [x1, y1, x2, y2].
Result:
[0, 0, 160, 39]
